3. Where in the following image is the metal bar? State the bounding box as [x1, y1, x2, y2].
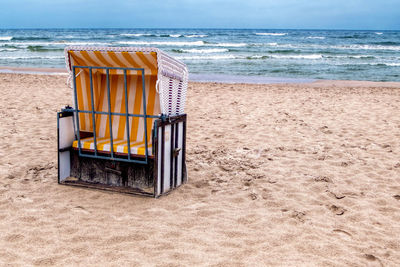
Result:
[141, 70, 148, 164]
[182, 120, 186, 182]
[123, 70, 131, 160]
[78, 153, 149, 164]
[106, 69, 114, 158]
[74, 66, 144, 71]
[89, 68, 98, 156]
[57, 113, 60, 184]
[73, 109, 160, 118]
[160, 125, 165, 194]
[72, 67, 82, 156]
[174, 122, 179, 187]
[170, 124, 174, 189]
[153, 121, 159, 197]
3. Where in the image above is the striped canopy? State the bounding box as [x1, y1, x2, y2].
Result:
[67, 47, 158, 76]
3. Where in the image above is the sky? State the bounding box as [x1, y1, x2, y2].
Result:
[0, 0, 399, 30]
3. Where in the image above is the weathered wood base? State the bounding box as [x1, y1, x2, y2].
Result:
[68, 150, 154, 195]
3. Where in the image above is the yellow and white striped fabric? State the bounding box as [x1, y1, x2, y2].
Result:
[68, 49, 160, 156]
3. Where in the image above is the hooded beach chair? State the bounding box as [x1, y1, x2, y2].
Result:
[57, 46, 188, 197]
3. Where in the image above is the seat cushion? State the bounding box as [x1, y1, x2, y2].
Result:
[72, 137, 152, 156]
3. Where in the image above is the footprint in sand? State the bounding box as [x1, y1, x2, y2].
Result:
[364, 254, 384, 267]
[15, 195, 33, 203]
[333, 229, 352, 238]
[72, 206, 90, 214]
[329, 205, 346, 215]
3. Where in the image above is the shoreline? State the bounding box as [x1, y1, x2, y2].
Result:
[1, 66, 400, 87]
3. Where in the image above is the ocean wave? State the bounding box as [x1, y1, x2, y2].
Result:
[177, 55, 236, 60]
[116, 40, 205, 46]
[27, 45, 64, 52]
[348, 55, 376, 59]
[247, 55, 268, 59]
[323, 55, 376, 59]
[255, 33, 287, 36]
[3, 41, 104, 47]
[341, 44, 400, 51]
[209, 42, 247, 47]
[385, 63, 400, 66]
[116, 40, 247, 47]
[175, 48, 229, 53]
[184, 34, 208, 38]
[306, 36, 325, 39]
[169, 34, 182, 38]
[259, 42, 400, 51]
[120, 33, 154, 37]
[375, 32, 383, 35]
[270, 54, 323, 59]
[13, 36, 52, 41]
[0, 55, 64, 59]
[268, 49, 299, 54]
[370, 41, 400, 46]
[0, 48, 18, 52]
[0, 36, 13, 41]
[0, 44, 19, 49]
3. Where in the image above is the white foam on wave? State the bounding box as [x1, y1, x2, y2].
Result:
[306, 36, 325, 39]
[169, 34, 182, 38]
[184, 34, 208, 38]
[349, 55, 375, 59]
[270, 54, 323, 59]
[375, 32, 383, 35]
[341, 44, 400, 51]
[248, 55, 265, 59]
[177, 55, 236, 60]
[120, 33, 152, 37]
[256, 33, 287, 36]
[116, 40, 205, 46]
[5, 41, 104, 47]
[116, 40, 246, 47]
[261, 42, 400, 51]
[0, 36, 13, 41]
[385, 62, 400, 66]
[180, 48, 229, 53]
[209, 42, 247, 47]
[1, 55, 64, 59]
[0, 48, 18, 52]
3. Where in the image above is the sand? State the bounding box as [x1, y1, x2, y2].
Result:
[0, 72, 399, 266]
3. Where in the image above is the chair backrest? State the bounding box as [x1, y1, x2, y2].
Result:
[67, 49, 160, 142]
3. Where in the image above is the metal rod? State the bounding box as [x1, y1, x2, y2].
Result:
[78, 153, 148, 164]
[182, 120, 186, 182]
[72, 67, 82, 155]
[161, 125, 165, 194]
[174, 122, 179, 187]
[142, 70, 148, 163]
[153, 121, 159, 197]
[74, 65, 144, 71]
[123, 70, 131, 160]
[89, 68, 98, 156]
[106, 69, 114, 158]
[170, 124, 174, 189]
[74, 110, 160, 118]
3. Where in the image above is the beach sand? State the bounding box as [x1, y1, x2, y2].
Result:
[0, 73, 399, 266]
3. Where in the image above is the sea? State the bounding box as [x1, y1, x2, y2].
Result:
[0, 28, 399, 82]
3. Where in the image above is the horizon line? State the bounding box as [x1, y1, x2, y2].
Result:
[0, 27, 399, 31]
